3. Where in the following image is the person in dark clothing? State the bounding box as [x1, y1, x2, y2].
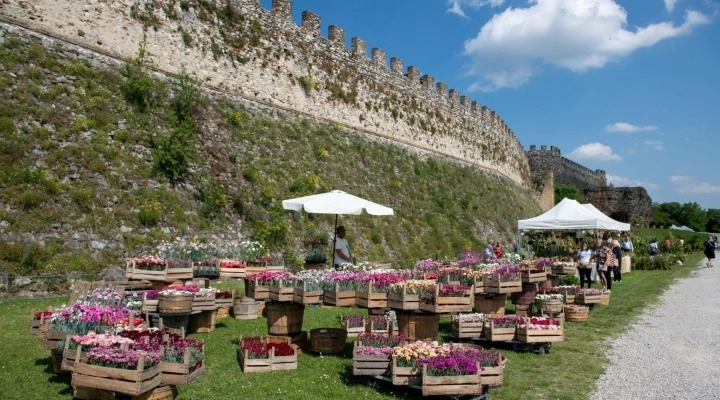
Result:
[704, 236, 716, 268]
[611, 240, 623, 282]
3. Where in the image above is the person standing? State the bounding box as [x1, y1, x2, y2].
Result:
[703, 236, 716, 268]
[611, 240, 623, 283]
[592, 238, 607, 290]
[576, 242, 593, 288]
[493, 242, 503, 259]
[333, 225, 351, 270]
[649, 239, 659, 256]
[598, 240, 615, 291]
[621, 237, 634, 254]
[663, 237, 671, 254]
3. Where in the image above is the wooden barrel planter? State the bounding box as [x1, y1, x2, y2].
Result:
[189, 310, 216, 333]
[473, 293, 506, 316]
[233, 298, 259, 320]
[600, 292, 611, 306]
[157, 294, 194, 316]
[150, 314, 189, 337]
[265, 303, 305, 336]
[396, 312, 440, 341]
[310, 328, 348, 354]
[510, 283, 537, 305]
[564, 305, 589, 322]
[535, 299, 564, 313]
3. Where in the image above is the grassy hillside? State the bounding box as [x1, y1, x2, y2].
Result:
[0, 35, 541, 276]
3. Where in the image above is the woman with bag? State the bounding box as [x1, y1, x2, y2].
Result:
[611, 240, 623, 283]
[576, 242, 594, 288]
[600, 241, 615, 292]
[703, 236, 716, 268]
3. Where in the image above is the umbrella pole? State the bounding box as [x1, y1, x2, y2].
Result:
[331, 214, 338, 269]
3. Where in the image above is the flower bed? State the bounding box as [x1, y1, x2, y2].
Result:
[451, 313, 485, 338]
[419, 283, 472, 313]
[517, 317, 564, 343]
[483, 316, 524, 342]
[160, 336, 206, 385]
[237, 337, 295, 373]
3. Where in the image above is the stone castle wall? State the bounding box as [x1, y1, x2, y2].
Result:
[0, 0, 530, 186]
[526, 145, 606, 188]
[584, 187, 653, 226]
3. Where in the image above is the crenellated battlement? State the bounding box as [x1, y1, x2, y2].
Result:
[526, 145, 606, 188]
[0, 0, 531, 186]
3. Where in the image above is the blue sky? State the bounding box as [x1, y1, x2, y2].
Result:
[258, 0, 720, 209]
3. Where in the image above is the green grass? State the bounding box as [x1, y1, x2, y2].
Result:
[0, 254, 702, 400]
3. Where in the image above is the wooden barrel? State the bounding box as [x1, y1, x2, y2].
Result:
[397, 313, 440, 341]
[310, 328, 348, 354]
[265, 302, 305, 335]
[510, 283, 537, 305]
[189, 310, 217, 333]
[564, 305, 589, 322]
[600, 292, 610, 306]
[536, 299, 563, 313]
[157, 293, 194, 316]
[233, 298, 259, 320]
[150, 314, 189, 336]
[474, 294, 506, 316]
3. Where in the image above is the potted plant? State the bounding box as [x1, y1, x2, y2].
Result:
[419, 283, 473, 313]
[352, 332, 405, 376]
[451, 313, 485, 338]
[391, 341, 451, 386]
[517, 317, 564, 343]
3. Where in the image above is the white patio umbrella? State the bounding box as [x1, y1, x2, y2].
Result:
[282, 190, 394, 265]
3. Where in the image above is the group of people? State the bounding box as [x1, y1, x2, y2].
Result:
[576, 238, 626, 291]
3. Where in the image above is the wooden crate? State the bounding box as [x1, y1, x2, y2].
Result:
[355, 284, 388, 308]
[521, 271, 547, 284]
[71, 357, 162, 396]
[451, 320, 484, 338]
[270, 280, 294, 302]
[387, 292, 420, 311]
[219, 262, 246, 280]
[215, 297, 234, 309]
[188, 310, 216, 333]
[42, 330, 66, 350]
[29, 309, 52, 336]
[483, 321, 516, 342]
[51, 348, 68, 375]
[142, 293, 158, 313]
[245, 261, 268, 275]
[472, 277, 485, 294]
[237, 348, 271, 374]
[575, 293, 602, 305]
[474, 293, 506, 316]
[352, 342, 391, 376]
[391, 355, 421, 386]
[98, 385, 177, 400]
[517, 326, 564, 343]
[480, 354, 505, 387]
[126, 261, 193, 283]
[421, 365, 482, 396]
[268, 331, 308, 354]
[160, 348, 205, 385]
[323, 287, 356, 307]
[246, 279, 271, 300]
[341, 317, 366, 338]
[270, 344, 298, 371]
[192, 296, 216, 312]
[61, 338, 85, 372]
[552, 264, 577, 275]
[419, 284, 473, 313]
[293, 281, 323, 305]
[484, 280, 522, 294]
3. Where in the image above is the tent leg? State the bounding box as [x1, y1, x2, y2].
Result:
[331, 214, 338, 270]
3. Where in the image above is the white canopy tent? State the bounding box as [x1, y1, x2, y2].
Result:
[518, 198, 630, 231]
[581, 203, 631, 231]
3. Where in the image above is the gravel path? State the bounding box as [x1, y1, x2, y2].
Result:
[590, 260, 720, 400]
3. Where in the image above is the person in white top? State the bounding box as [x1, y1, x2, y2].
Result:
[333, 225, 351, 269]
[576, 241, 594, 288]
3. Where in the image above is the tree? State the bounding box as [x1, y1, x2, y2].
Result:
[679, 202, 707, 232]
[655, 202, 682, 226]
[706, 209, 720, 233]
[554, 184, 584, 204]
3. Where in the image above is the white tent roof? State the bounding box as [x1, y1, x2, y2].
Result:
[670, 224, 694, 232]
[582, 203, 631, 231]
[518, 198, 630, 231]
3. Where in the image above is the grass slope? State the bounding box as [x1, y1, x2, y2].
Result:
[0, 254, 702, 400]
[0, 36, 540, 276]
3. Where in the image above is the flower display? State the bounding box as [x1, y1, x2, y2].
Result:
[195, 287, 217, 298]
[51, 304, 134, 335]
[69, 332, 136, 349]
[556, 285, 580, 294]
[158, 285, 199, 296]
[127, 256, 166, 270]
[86, 347, 161, 370]
[267, 342, 294, 356]
[485, 263, 522, 282]
[145, 290, 160, 300]
[535, 259, 553, 268]
[215, 291, 233, 299]
[487, 316, 524, 328]
[246, 271, 288, 286]
[518, 317, 561, 330]
[535, 293, 564, 301]
[503, 253, 522, 263]
[241, 337, 268, 359]
[358, 332, 405, 349]
[437, 267, 472, 283]
[451, 313, 486, 323]
[342, 314, 365, 329]
[393, 341, 451, 367]
[389, 280, 432, 295]
[35, 310, 53, 319]
[578, 288, 604, 296]
[416, 347, 480, 376]
[219, 259, 245, 268]
[368, 315, 389, 331]
[269, 272, 296, 287]
[294, 270, 325, 291]
[163, 332, 204, 365]
[420, 283, 471, 304]
[358, 272, 406, 293]
[522, 268, 546, 274]
[416, 259, 444, 271]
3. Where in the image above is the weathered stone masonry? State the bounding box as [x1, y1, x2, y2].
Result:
[1, 0, 531, 186]
[526, 145, 606, 188]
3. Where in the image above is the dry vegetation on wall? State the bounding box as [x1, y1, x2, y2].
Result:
[0, 33, 540, 277]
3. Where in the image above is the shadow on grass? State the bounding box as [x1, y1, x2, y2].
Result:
[338, 364, 421, 399]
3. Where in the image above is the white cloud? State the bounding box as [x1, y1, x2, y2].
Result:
[447, 0, 505, 18]
[669, 175, 720, 193]
[665, 0, 679, 12]
[670, 175, 692, 183]
[605, 122, 659, 132]
[644, 140, 665, 150]
[567, 142, 622, 161]
[463, 0, 711, 91]
[607, 174, 659, 190]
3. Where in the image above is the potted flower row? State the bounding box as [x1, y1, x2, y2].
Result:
[419, 283, 473, 313]
[451, 313, 486, 338]
[293, 270, 325, 304]
[555, 285, 579, 304]
[342, 315, 394, 337]
[516, 317, 563, 343]
[218, 259, 247, 280]
[356, 273, 405, 308]
[245, 271, 286, 300]
[193, 260, 220, 279]
[552, 260, 577, 275]
[322, 271, 358, 307]
[388, 280, 432, 311]
[125, 256, 193, 282]
[238, 336, 297, 373]
[352, 332, 405, 376]
[521, 267, 548, 284]
[484, 265, 522, 294]
[575, 288, 604, 304]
